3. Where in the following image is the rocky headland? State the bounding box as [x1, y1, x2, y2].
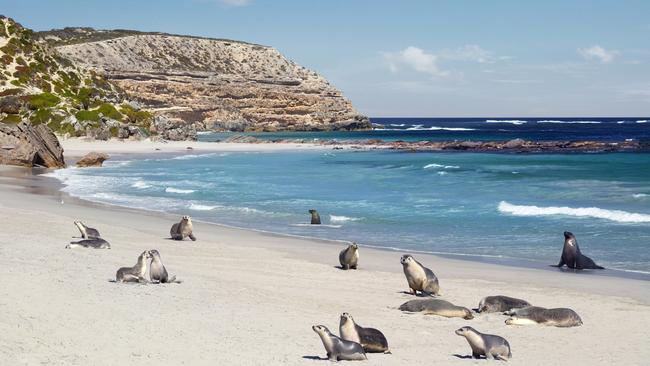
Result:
[38, 28, 370, 133]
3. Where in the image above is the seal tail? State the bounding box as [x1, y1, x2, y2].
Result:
[495, 354, 509, 362]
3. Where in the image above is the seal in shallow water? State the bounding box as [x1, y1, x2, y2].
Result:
[115, 251, 152, 283]
[309, 209, 321, 225]
[339, 243, 359, 270]
[170, 215, 196, 241]
[553, 231, 604, 270]
[74, 221, 100, 239]
[312, 325, 367, 361]
[455, 326, 511, 361]
[400, 254, 440, 296]
[477, 295, 531, 313]
[399, 298, 473, 319]
[504, 306, 583, 327]
[339, 313, 390, 354]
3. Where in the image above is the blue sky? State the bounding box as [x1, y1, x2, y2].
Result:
[1, 0, 649, 117]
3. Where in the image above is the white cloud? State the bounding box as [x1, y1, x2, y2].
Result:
[383, 46, 449, 77]
[578, 45, 618, 63]
[440, 45, 496, 63]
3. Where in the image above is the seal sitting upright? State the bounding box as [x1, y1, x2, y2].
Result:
[339, 313, 390, 354]
[312, 325, 367, 361]
[553, 231, 604, 270]
[400, 254, 440, 296]
[74, 221, 100, 239]
[309, 209, 321, 225]
[339, 243, 359, 270]
[115, 251, 152, 283]
[148, 249, 180, 284]
[170, 215, 196, 241]
[455, 326, 511, 361]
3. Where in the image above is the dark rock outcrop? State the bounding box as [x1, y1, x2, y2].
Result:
[76, 152, 109, 167]
[151, 115, 197, 141]
[0, 122, 65, 168]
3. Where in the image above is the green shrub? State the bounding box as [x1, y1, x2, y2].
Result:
[30, 108, 53, 125]
[75, 109, 100, 121]
[110, 126, 119, 137]
[96, 103, 123, 120]
[29, 92, 61, 108]
[2, 114, 22, 124]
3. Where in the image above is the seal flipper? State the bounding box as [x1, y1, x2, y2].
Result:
[576, 254, 604, 269]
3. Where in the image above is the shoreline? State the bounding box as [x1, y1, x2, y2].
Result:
[53, 139, 650, 281]
[2, 142, 650, 364]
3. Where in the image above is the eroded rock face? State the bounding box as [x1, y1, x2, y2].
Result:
[52, 33, 370, 132]
[0, 122, 65, 168]
[76, 152, 109, 167]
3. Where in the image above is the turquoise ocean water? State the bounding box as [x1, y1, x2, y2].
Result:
[49, 148, 650, 275]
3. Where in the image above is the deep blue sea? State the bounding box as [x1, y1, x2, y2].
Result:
[49, 118, 650, 275]
[200, 117, 650, 143]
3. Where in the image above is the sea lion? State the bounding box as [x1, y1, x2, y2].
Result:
[148, 249, 180, 283]
[339, 243, 359, 270]
[74, 221, 100, 239]
[312, 325, 367, 361]
[553, 231, 604, 270]
[66, 238, 111, 249]
[309, 209, 321, 225]
[504, 306, 583, 327]
[455, 326, 511, 361]
[115, 251, 152, 283]
[170, 215, 196, 241]
[339, 313, 390, 354]
[400, 254, 440, 296]
[477, 295, 531, 313]
[399, 299, 474, 319]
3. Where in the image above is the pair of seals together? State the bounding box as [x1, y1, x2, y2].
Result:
[313, 313, 390, 361]
[170, 216, 196, 241]
[115, 249, 179, 283]
[554, 231, 604, 270]
[66, 221, 110, 249]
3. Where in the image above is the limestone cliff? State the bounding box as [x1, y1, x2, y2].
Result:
[37, 28, 370, 132]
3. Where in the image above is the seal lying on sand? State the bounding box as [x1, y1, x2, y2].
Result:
[148, 250, 180, 283]
[339, 313, 390, 354]
[170, 216, 196, 241]
[66, 238, 110, 249]
[400, 254, 440, 296]
[477, 295, 531, 313]
[399, 299, 474, 319]
[312, 325, 367, 361]
[309, 209, 321, 225]
[74, 221, 100, 239]
[504, 306, 583, 327]
[339, 243, 359, 270]
[115, 251, 152, 283]
[553, 231, 604, 270]
[455, 326, 511, 361]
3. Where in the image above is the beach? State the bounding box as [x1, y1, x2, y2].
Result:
[0, 141, 649, 365]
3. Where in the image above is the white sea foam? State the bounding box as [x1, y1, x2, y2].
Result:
[633, 193, 648, 199]
[617, 121, 626, 124]
[423, 163, 460, 169]
[390, 123, 406, 127]
[498, 201, 650, 223]
[537, 120, 601, 124]
[485, 120, 527, 125]
[405, 126, 475, 131]
[189, 203, 218, 211]
[131, 180, 151, 189]
[165, 187, 195, 194]
[636, 120, 648, 123]
[170, 152, 228, 160]
[329, 215, 361, 223]
[196, 131, 212, 135]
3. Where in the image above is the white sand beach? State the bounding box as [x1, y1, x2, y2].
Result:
[1, 141, 649, 365]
